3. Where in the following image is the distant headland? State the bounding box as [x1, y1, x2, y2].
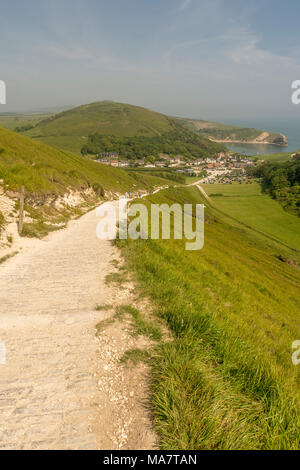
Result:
[175, 117, 288, 147]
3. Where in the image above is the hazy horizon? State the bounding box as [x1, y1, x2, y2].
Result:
[2, 0, 300, 124]
[1, 99, 299, 133]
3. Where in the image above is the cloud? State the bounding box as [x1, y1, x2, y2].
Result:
[226, 35, 299, 70]
[178, 0, 192, 11]
[3, 0, 300, 118]
[46, 43, 93, 61]
[41, 40, 159, 78]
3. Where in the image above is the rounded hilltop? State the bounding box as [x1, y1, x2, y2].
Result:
[21, 100, 224, 157]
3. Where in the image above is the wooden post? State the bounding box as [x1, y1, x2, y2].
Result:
[18, 186, 24, 235]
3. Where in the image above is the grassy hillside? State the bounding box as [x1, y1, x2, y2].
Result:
[0, 125, 176, 238]
[117, 185, 300, 449]
[34, 101, 174, 137]
[202, 182, 300, 254]
[177, 117, 287, 146]
[0, 126, 172, 196]
[0, 113, 50, 132]
[21, 101, 224, 157]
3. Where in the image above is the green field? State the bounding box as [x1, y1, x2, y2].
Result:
[118, 185, 300, 449]
[257, 152, 293, 162]
[202, 182, 300, 255]
[184, 175, 203, 184]
[0, 114, 50, 131]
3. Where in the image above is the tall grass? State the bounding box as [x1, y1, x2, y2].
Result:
[0, 126, 173, 196]
[118, 186, 300, 449]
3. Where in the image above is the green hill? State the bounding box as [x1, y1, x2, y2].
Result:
[0, 125, 176, 238]
[22, 101, 224, 157]
[176, 117, 288, 147]
[0, 125, 171, 196]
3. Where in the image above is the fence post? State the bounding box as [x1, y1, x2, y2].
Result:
[18, 186, 24, 235]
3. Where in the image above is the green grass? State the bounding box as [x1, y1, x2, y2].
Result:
[0, 114, 50, 132]
[117, 186, 300, 449]
[95, 317, 116, 336]
[127, 168, 186, 184]
[116, 305, 162, 341]
[0, 126, 173, 196]
[0, 250, 18, 265]
[0, 210, 4, 229]
[21, 220, 65, 238]
[120, 348, 151, 365]
[185, 176, 202, 184]
[202, 182, 300, 254]
[0, 125, 177, 239]
[23, 101, 180, 154]
[31, 135, 86, 155]
[0, 253, 12, 264]
[105, 271, 129, 288]
[258, 152, 293, 162]
[32, 101, 173, 137]
[95, 304, 113, 312]
[18, 101, 223, 156]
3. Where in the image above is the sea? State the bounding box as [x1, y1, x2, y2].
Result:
[219, 116, 300, 156]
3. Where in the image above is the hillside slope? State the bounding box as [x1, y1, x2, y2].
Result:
[118, 185, 300, 449]
[0, 126, 170, 196]
[177, 117, 288, 147]
[23, 101, 224, 157]
[0, 126, 173, 244]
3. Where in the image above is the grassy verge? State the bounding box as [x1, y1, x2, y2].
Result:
[116, 305, 162, 342]
[117, 186, 300, 449]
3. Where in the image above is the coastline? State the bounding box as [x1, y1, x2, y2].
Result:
[209, 138, 288, 147]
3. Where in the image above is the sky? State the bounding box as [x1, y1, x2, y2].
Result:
[1, 0, 300, 123]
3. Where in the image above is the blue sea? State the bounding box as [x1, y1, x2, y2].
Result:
[219, 117, 300, 156]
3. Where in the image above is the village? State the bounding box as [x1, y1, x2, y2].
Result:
[96, 150, 260, 184]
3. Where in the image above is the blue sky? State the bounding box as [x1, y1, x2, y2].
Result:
[1, 0, 300, 122]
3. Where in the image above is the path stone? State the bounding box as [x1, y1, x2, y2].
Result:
[0, 206, 156, 450]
